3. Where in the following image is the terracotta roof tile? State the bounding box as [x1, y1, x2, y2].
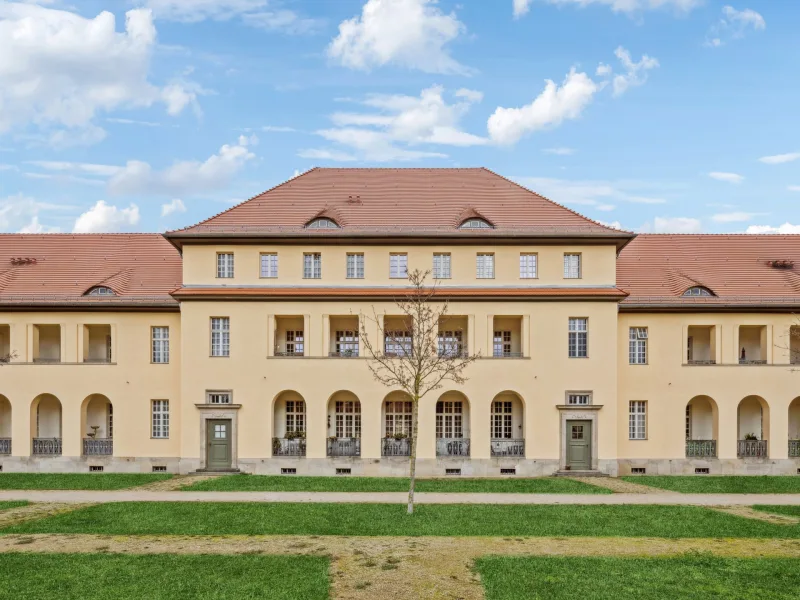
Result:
[618, 234, 800, 305]
[0, 234, 181, 306]
[169, 168, 629, 239]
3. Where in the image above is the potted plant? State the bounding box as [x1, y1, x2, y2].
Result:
[744, 433, 759, 441]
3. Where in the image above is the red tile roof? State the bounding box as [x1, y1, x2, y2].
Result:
[168, 168, 631, 242]
[618, 234, 800, 307]
[0, 234, 181, 308]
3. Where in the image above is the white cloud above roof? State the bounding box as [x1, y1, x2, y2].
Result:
[73, 200, 140, 233]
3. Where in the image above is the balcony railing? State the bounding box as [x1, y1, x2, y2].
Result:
[737, 439, 768, 458]
[0, 438, 10, 455]
[789, 440, 800, 458]
[739, 359, 767, 365]
[272, 437, 306, 457]
[83, 358, 112, 364]
[273, 350, 305, 357]
[490, 439, 525, 457]
[327, 437, 361, 457]
[328, 350, 359, 358]
[492, 352, 523, 358]
[33, 437, 62, 455]
[436, 437, 470, 457]
[83, 438, 113, 455]
[32, 357, 61, 364]
[382, 437, 412, 457]
[686, 439, 717, 458]
[687, 359, 716, 365]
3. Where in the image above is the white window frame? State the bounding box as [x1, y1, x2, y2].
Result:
[685, 404, 692, 440]
[566, 392, 592, 406]
[335, 330, 359, 357]
[433, 253, 451, 279]
[210, 317, 230, 357]
[88, 286, 116, 296]
[389, 253, 408, 279]
[303, 253, 322, 279]
[520, 253, 538, 279]
[306, 218, 339, 229]
[285, 330, 305, 356]
[285, 400, 306, 434]
[346, 253, 364, 279]
[476, 253, 495, 279]
[491, 400, 513, 439]
[384, 400, 413, 437]
[151, 400, 169, 439]
[151, 326, 169, 364]
[438, 330, 464, 357]
[217, 253, 234, 279]
[460, 218, 492, 229]
[435, 401, 463, 438]
[334, 400, 361, 438]
[206, 391, 232, 405]
[629, 400, 647, 440]
[629, 327, 648, 365]
[260, 253, 278, 278]
[384, 330, 412, 357]
[563, 253, 581, 279]
[493, 330, 512, 357]
[568, 317, 588, 358]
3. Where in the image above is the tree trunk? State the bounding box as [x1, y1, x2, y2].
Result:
[407, 393, 420, 514]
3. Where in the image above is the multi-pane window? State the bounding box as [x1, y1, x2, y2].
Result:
[436, 401, 463, 438]
[389, 253, 408, 278]
[335, 330, 358, 357]
[629, 327, 648, 364]
[210, 317, 230, 357]
[491, 401, 513, 439]
[493, 331, 512, 357]
[685, 404, 692, 440]
[107, 404, 113, 438]
[285, 400, 305, 434]
[260, 253, 278, 278]
[568, 318, 588, 358]
[152, 400, 169, 438]
[438, 330, 463, 357]
[687, 336, 694, 362]
[385, 401, 413, 436]
[629, 401, 647, 440]
[303, 253, 322, 279]
[306, 218, 339, 229]
[567, 393, 591, 406]
[285, 330, 304, 356]
[384, 330, 412, 357]
[346, 253, 364, 279]
[563, 253, 581, 279]
[88, 286, 116, 296]
[520, 253, 538, 279]
[460, 218, 492, 229]
[207, 392, 232, 404]
[217, 253, 234, 278]
[152, 326, 169, 364]
[433, 253, 451, 279]
[106, 334, 112, 362]
[476, 253, 495, 279]
[335, 401, 361, 438]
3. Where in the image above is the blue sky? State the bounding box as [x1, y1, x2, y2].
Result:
[0, 0, 797, 234]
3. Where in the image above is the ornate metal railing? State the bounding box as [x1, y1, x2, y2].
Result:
[737, 439, 768, 458]
[83, 438, 113, 455]
[789, 440, 800, 458]
[273, 350, 305, 357]
[491, 352, 524, 358]
[272, 437, 306, 457]
[328, 350, 359, 358]
[33, 437, 62, 455]
[739, 359, 767, 365]
[436, 437, 470, 457]
[83, 358, 112, 364]
[382, 437, 411, 456]
[491, 439, 525, 457]
[687, 359, 716, 365]
[0, 438, 10, 455]
[686, 439, 717, 458]
[327, 437, 361, 457]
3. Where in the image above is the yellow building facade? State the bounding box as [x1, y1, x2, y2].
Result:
[1, 169, 799, 475]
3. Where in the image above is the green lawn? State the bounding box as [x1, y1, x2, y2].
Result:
[477, 555, 800, 600]
[0, 473, 172, 490]
[0, 553, 328, 600]
[621, 476, 800, 494]
[5, 502, 800, 538]
[0, 501, 27, 511]
[753, 505, 800, 518]
[182, 475, 610, 494]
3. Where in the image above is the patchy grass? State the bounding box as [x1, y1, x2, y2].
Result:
[5, 502, 800, 538]
[0, 502, 27, 511]
[0, 474, 172, 490]
[621, 476, 800, 494]
[477, 554, 800, 599]
[182, 475, 610, 494]
[754, 505, 800, 518]
[0, 553, 328, 599]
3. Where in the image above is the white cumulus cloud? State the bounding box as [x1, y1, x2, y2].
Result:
[72, 200, 140, 233]
[0, 193, 70, 233]
[711, 211, 766, 223]
[653, 216, 702, 233]
[327, 0, 469, 74]
[706, 5, 766, 47]
[161, 198, 186, 217]
[606, 46, 659, 97]
[758, 152, 800, 165]
[514, 0, 702, 18]
[746, 223, 800, 234]
[709, 172, 744, 184]
[142, 0, 267, 22]
[0, 4, 199, 140]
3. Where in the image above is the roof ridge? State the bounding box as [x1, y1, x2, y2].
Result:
[167, 167, 320, 234]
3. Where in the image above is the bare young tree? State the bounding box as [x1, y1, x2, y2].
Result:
[359, 269, 479, 514]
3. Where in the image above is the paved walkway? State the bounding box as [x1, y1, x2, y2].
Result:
[2, 490, 800, 505]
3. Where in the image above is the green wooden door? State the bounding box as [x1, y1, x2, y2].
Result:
[567, 420, 591, 470]
[206, 419, 232, 470]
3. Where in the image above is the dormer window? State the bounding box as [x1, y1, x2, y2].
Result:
[306, 218, 339, 229]
[459, 218, 492, 229]
[683, 286, 714, 297]
[87, 287, 116, 296]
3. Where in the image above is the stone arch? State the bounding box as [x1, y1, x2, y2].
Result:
[737, 395, 770, 458]
[788, 397, 800, 452]
[272, 390, 306, 457]
[81, 394, 113, 456]
[326, 390, 361, 457]
[0, 394, 11, 440]
[30, 393, 62, 455]
[490, 391, 525, 457]
[436, 390, 470, 456]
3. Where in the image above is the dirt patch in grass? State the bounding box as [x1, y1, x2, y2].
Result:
[131, 474, 225, 492]
[0, 503, 95, 529]
[710, 506, 800, 525]
[566, 477, 670, 494]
